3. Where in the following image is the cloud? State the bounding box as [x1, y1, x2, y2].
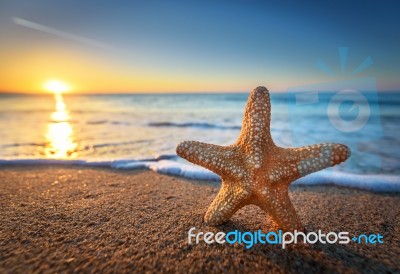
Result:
[12, 17, 111, 49]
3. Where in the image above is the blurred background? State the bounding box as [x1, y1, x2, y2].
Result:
[0, 0, 399, 189]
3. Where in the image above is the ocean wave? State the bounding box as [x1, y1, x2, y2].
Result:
[86, 120, 132, 125]
[148, 122, 241, 130]
[87, 120, 108, 125]
[0, 157, 399, 193]
[1, 142, 45, 148]
[92, 140, 150, 148]
[293, 171, 400, 192]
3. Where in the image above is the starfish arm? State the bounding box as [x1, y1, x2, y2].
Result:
[236, 86, 274, 167]
[176, 141, 236, 175]
[275, 143, 350, 183]
[257, 187, 303, 231]
[204, 181, 249, 225]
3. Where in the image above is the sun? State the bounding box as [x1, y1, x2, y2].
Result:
[44, 80, 70, 94]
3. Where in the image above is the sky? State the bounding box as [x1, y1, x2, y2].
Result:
[0, 0, 398, 93]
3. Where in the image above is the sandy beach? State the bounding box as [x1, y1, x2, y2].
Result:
[0, 166, 399, 273]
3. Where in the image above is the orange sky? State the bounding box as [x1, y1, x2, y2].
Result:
[0, 43, 300, 94]
[0, 2, 398, 93]
[0, 40, 390, 94]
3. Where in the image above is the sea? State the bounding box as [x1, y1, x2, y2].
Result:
[1, 92, 399, 192]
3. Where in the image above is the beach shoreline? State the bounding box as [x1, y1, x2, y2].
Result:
[0, 166, 399, 273]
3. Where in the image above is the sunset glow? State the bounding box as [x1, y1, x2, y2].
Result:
[44, 80, 70, 94]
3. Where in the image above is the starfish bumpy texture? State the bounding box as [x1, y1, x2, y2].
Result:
[176, 86, 350, 231]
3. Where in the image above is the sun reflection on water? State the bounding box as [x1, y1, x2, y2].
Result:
[44, 93, 77, 158]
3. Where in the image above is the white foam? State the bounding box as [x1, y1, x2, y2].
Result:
[293, 170, 400, 192]
[0, 158, 220, 181]
[0, 158, 399, 192]
[114, 160, 220, 180]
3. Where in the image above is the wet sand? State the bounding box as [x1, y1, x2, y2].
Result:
[0, 166, 399, 273]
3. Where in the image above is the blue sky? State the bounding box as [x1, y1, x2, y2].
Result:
[0, 0, 398, 92]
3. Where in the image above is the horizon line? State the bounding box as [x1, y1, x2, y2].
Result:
[1, 89, 399, 95]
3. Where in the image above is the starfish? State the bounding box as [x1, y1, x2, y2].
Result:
[176, 86, 350, 231]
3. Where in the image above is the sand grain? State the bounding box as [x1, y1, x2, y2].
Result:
[0, 166, 399, 273]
